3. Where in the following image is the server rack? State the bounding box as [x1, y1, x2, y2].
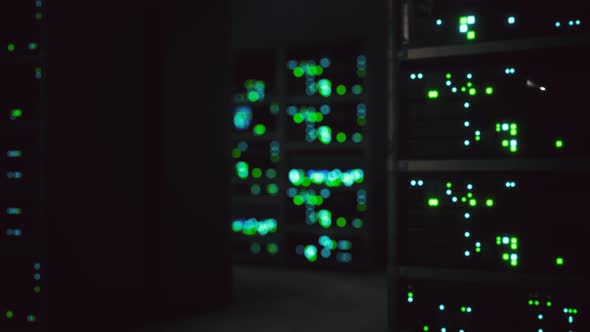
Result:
[389, 1, 590, 331]
[0, 0, 47, 330]
[230, 43, 383, 269]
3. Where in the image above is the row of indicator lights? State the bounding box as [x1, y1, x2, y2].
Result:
[244, 80, 266, 103]
[6, 263, 45, 321]
[232, 218, 278, 236]
[249, 242, 279, 255]
[7, 150, 23, 158]
[6, 43, 40, 53]
[288, 168, 365, 187]
[5, 228, 23, 236]
[7, 171, 23, 179]
[556, 20, 582, 27]
[232, 141, 280, 163]
[435, 15, 582, 29]
[287, 188, 365, 228]
[288, 56, 366, 97]
[249, 183, 279, 196]
[296, 236, 353, 263]
[234, 160, 279, 180]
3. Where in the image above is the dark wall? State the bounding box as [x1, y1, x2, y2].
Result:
[48, 1, 231, 330]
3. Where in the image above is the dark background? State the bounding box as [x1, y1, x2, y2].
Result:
[45, 0, 387, 330]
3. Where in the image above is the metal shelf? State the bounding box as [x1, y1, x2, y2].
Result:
[284, 224, 367, 237]
[231, 133, 279, 141]
[399, 33, 590, 61]
[396, 159, 590, 172]
[284, 94, 366, 104]
[285, 142, 367, 151]
[399, 266, 586, 288]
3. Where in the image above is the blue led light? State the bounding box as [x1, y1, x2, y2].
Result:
[287, 60, 298, 70]
[320, 57, 331, 68]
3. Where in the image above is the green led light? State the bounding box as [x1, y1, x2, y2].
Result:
[510, 260, 518, 267]
[293, 67, 304, 77]
[11, 109, 23, 119]
[352, 218, 363, 229]
[460, 16, 468, 25]
[34, 286, 41, 293]
[352, 85, 363, 95]
[547, 301, 552, 307]
[427, 90, 439, 99]
[357, 203, 367, 212]
[231, 148, 241, 159]
[250, 242, 262, 254]
[318, 126, 332, 144]
[461, 197, 467, 203]
[7, 43, 15, 52]
[318, 79, 332, 97]
[336, 132, 347, 143]
[336, 217, 347, 227]
[250, 184, 261, 195]
[267, 183, 279, 195]
[247, 91, 260, 103]
[467, 31, 476, 40]
[428, 198, 439, 207]
[293, 195, 304, 206]
[502, 140, 509, 147]
[423, 326, 430, 332]
[461, 86, 467, 92]
[475, 247, 481, 253]
[293, 113, 304, 124]
[469, 88, 476, 95]
[510, 129, 518, 136]
[486, 199, 494, 207]
[253, 124, 266, 136]
[408, 292, 414, 297]
[304, 245, 318, 262]
[336, 85, 347, 95]
[252, 168, 262, 178]
[446, 182, 452, 188]
[485, 87, 494, 95]
[510, 243, 518, 250]
[534, 300, 540, 306]
[357, 117, 367, 126]
[469, 199, 477, 207]
[446, 73, 452, 79]
[555, 139, 564, 149]
[502, 253, 509, 261]
[267, 243, 279, 255]
[528, 300, 534, 306]
[556, 257, 564, 266]
[266, 169, 277, 179]
[467, 82, 473, 88]
[461, 306, 466, 312]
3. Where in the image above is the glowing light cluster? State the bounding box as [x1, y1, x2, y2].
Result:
[496, 122, 519, 153]
[288, 168, 365, 187]
[295, 235, 353, 263]
[232, 218, 278, 236]
[244, 80, 266, 102]
[288, 104, 365, 144]
[497, 235, 520, 267]
[459, 15, 477, 40]
[555, 19, 582, 28]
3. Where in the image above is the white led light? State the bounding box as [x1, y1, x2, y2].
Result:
[410, 74, 416, 80]
[446, 80, 452, 86]
[464, 102, 470, 108]
[466, 73, 473, 79]
[446, 189, 452, 195]
[503, 237, 509, 244]
[510, 139, 518, 146]
[411, 180, 417, 186]
[452, 197, 458, 203]
[464, 140, 470, 146]
[459, 24, 468, 33]
[502, 124, 509, 131]
[475, 130, 481, 136]
[511, 254, 518, 260]
[464, 251, 471, 256]
[418, 180, 424, 186]
[464, 212, 470, 219]
[464, 232, 471, 238]
[538, 314, 543, 320]
[464, 121, 470, 127]
[467, 16, 475, 24]
[452, 87, 458, 93]
[417, 73, 424, 79]
[467, 184, 473, 190]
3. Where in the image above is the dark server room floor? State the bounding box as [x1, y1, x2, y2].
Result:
[139, 266, 387, 332]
